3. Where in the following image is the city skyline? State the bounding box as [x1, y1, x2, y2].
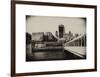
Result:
[26, 15, 86, 61]
[26, 15, 86, 36]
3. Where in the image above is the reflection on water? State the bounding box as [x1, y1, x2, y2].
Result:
[26, 46, 84, 61]
[33, 50, 66, 60]
[34, 52, 46, 59]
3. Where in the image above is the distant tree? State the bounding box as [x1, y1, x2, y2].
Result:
[26, 32, 31, 45]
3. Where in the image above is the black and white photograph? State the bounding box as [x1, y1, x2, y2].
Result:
[26, 15, 86, 61]
[11, 1, 97, 76]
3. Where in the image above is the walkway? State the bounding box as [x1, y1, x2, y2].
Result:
[64, 47, 86, 58]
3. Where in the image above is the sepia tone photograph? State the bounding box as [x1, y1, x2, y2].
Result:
[26, 15, 86, 61]
[11, 1, 97, 76]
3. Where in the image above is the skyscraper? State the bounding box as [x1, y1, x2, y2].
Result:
[59, 24, 65, 38]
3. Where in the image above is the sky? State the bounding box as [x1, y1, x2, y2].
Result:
[26, 15, 86, 35]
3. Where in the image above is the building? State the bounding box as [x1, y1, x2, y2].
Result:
[32, 32, 58, 48]
[43, 32, 57, 42]
[63, 31, 73, 41]
[32, 32, 44, 41]
[59, 24, 65, 38]
[32, 32, 44, 48]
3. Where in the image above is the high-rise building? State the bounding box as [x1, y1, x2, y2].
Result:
[58, 24, 65, 38]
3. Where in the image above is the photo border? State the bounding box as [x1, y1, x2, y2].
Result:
[11, 0, 97, 77]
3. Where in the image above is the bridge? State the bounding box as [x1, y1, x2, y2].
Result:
[64, 34, 86, 58]
[26, 33, 86, 61]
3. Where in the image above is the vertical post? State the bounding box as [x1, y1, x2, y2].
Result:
[11, 0, 16, 77]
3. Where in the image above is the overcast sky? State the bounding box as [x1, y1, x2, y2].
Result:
[26, 15, 86, 35]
